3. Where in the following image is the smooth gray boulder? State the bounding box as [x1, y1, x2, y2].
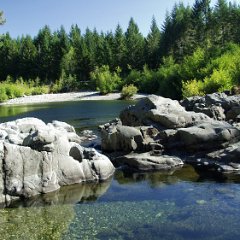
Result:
[100, 121, 144, 152]
[101, 94, 240, 174]
[2, 142, 114, 198]
[103, 95, 240, 153]
[120, 95, 210, 129]
[23, 128, 72, 155]
[181, 92, 240, 121]
[0, 118, 115, 205]
[100, 119, 161, 153]
[175, 121, 240, 151]
[115, 152, 183, 171]
[185, 141, 240, 173]
[49, 120, 76, 133]
[193, 103, 226, 121]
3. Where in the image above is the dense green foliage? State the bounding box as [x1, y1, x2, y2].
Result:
[1, 0, 240, 100]
[90, 65, 122, 94]
[0, 77, 49, 102]
[121, 84, 138, 99]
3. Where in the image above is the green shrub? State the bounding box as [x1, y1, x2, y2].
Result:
[124, 69, 141, 88]
[0, 87, 8, 102]
[156, 56, 181, 99]
[182, 79, 205, 98]
[180, 48, 207, 81]
[50, 73, 78, 93]
[51, 80, 62, 93]
[182, 69, 233, 98]
[90, 65, 122, 94]
[31, 85, 49, 95]
[203, 69, 233, 93]
[121, 84, 138, 99]
[139, 65, 159, 94]
[0, 77, 49, 102]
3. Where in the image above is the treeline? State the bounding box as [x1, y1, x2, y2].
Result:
[1, 0, 240, 100]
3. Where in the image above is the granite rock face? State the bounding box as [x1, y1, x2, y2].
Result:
[120, 95, 210, 129]
[115, 152, 183, 171]
[181, 92, 240, 122]
[101, 95, 240, 174]
[0, 118, 115, 205]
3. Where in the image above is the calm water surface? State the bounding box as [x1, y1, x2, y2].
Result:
[1, 100, 240, 240]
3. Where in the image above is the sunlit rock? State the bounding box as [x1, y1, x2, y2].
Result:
[0, 117, 115, 205]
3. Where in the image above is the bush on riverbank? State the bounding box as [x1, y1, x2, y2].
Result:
[90, 65, 122, 94]
[0, 77, 49, 102]
[121, 84, 138, 99]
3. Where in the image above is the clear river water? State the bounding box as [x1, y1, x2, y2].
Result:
[1, 100, 240, 240]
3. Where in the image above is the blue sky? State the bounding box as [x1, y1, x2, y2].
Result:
[0, 0, 220, 38]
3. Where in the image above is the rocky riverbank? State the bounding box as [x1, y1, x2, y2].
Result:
[100, 93, 240, 175]
[0, 118, 115, 206]
[0, 91, 147, 106]
[2, 92, 240, 205]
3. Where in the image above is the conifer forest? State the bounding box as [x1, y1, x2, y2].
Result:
[1, 0, 240, 100]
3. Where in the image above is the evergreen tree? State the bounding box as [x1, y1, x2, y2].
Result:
[18, 35, 37, 79]
[34, 26, 53, 82]
[72, 30, 92, 81]
[159, 11, 173, 59]
[0, 33, 19, 80]
[125, 18, 145, 70]
[95, 31, 105, 66]
[212, 0, 232, 46]
[85, 28, 97, 68]
[68, 24, 93, 81]
[51, 26, 70, 80]
[61, 46, 75, 77]
[145, 16, 161, 69]
[191, 0, 212, 45]
[103, 31, 114, 68]
[173, 4, 195, 60]
[69, 24, 81, 47]
[113, 24, 126, 71]
[229, 2, 240, 44]
[160, 3, 194, 61]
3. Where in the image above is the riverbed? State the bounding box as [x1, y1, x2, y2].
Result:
[1, 100, 240, 240]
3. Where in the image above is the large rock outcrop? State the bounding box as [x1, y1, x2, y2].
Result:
[0, 118, 114, 205]
[120, 95, 210, 129]
[181, 92, 240, 122]
[100, 94, 240, 174]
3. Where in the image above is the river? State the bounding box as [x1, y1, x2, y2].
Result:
[1, 100, 240, 240]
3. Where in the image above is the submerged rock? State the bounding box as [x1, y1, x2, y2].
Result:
[0, 117, 115, 205]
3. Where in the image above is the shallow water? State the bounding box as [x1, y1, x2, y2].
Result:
[1, 100, 240, 240]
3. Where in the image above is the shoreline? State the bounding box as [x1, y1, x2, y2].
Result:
[0, 91, 148, 106]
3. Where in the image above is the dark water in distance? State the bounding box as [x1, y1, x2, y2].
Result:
[1, 100, 240, 240]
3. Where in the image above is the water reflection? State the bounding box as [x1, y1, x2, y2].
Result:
[115, 165, 240, 187]
[115, 165, 199, 187]
[0, 104, 47, 119]
[9, 180, 112, 208]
